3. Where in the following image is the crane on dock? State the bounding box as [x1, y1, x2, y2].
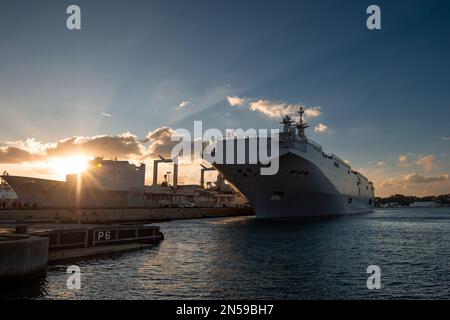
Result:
[153, 156, 179, 190]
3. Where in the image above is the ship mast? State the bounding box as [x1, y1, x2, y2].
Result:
[296, 106, 309, 137]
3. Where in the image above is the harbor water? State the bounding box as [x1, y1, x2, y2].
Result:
[2, 208, 450, 300]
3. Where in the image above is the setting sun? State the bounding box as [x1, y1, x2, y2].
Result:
[50, 155, 90, 176]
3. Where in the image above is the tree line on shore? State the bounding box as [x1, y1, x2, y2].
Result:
[375, 194, 450, 207]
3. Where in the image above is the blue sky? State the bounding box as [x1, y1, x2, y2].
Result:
[0, 0, 449, 195]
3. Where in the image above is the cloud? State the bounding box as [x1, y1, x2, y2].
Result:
[314, 123, 328, 133]
[144, 127, 209, 160]
[442, 137, 450, 141]
[376, 172, 449, 196]
[377, 161, 386, 166]
[0, 146, 40, 163]
[398, 154, 409, 163]
[0, 133, 146, 164]
[416, 155, 436, 173]
[249, 100, 294, 117]
[3, 138, 56, 154]
[304, 107, 322, 118]
[46, 133, 144, 159]
[379, 180, 394, 188]
[378, 173, 448, 187]
[100, 112, 116, 118]
[248, 99, 321, 119]
[178, 101, 192, 109]
[0, 125, 196, 165]
[227, 96, 246, 107]
[226, 96, 322, 120]
[0, 127, 213, 184]
[404, 173, 448, 184]
[145, 127, 178, 158]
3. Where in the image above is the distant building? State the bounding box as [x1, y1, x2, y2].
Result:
[385, 202, 399, 208]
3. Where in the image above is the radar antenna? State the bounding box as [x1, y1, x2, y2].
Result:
[296, 107, 309, 137]
[280, 115, 294, 133]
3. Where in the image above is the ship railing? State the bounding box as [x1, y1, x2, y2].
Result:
[306, 138, 323, 152]
[330, 153, 351, 168]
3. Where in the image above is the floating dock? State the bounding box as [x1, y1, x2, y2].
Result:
[29, 224, 164, 263]
[0, 223, 164, 283]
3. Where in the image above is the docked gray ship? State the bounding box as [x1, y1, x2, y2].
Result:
[1, 158, 246, 209]
[212, 107, 375, 218]
[1, 158, 146, 208]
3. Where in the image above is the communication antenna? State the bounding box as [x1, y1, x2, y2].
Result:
[280, 115, 294, 133]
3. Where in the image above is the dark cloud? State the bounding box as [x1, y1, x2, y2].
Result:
[0, 147, 40, 163]
[0, 133, 145, 163]
[404, 173, 448, 184]
[0, 127, 203, 163]
[46, 133, 143, 159]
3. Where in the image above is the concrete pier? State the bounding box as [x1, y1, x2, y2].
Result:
[0, 234, 48, 283]
[0, 207, 253, 224]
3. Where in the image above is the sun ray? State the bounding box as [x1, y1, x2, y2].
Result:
[50, 155, 90, 178]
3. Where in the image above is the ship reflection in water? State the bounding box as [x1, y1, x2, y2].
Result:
[2, 208, 450, 300]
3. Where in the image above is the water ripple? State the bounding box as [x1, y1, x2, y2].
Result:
[2, 208, 450, 299]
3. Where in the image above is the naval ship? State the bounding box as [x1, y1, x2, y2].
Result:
[1, 157, 247, 209]
[212, 107, 375, 218]
[1, 158, 146, 209]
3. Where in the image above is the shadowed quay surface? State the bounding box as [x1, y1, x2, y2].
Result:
[2, 208, 450, 300]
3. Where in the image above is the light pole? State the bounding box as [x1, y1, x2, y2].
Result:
[166, 171, 172, 208]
